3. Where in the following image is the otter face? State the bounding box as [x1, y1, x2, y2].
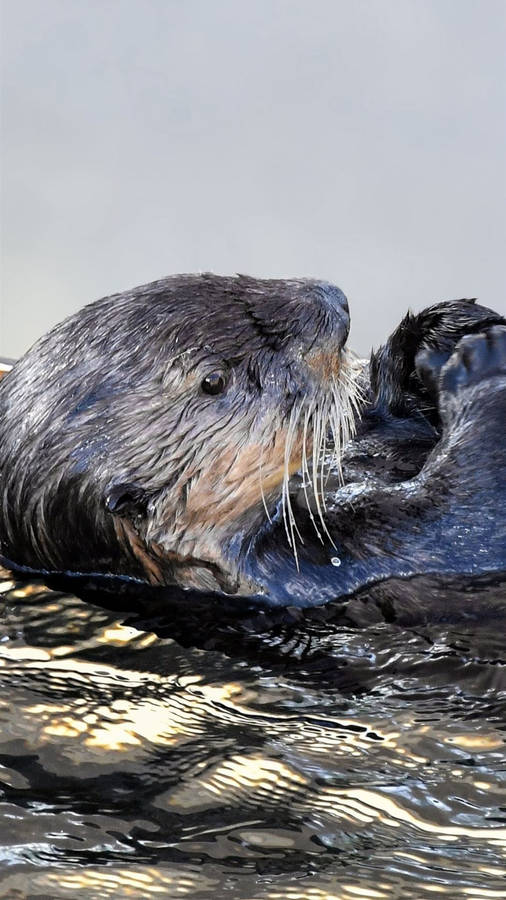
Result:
[0, 274, 358, 595]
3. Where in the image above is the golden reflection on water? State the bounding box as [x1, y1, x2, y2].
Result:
[0, 868, 420, 900]
[0, 575, 505, 898]
[311, 787, 506, 844]
[1, 865, 218, 898]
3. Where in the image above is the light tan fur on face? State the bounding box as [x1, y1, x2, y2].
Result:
[155, 426, 305, 584]
[305, 349, 342, 380]
[112, 421, 307, 592]
[114, 349, 362, 593]
[182, 430, 303, 528]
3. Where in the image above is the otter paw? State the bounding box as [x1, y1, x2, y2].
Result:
[440, 325, 506, 395]
[415, 326, 506, 428]
[414, 346, 451, 401]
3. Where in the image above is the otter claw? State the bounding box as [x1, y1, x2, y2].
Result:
[441, 325, 506, 395]
[415, 326, 506, 402]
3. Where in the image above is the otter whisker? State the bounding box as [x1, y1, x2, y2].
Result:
[339, 354, 367, 409]
[281, 353, 364, 557]
[320, 401, 329, 510]
[309, 400, 338, 549]
[302, 405, 324, 544]
[311, 400, 327, 533]
[340, 374, 365, 417]
[320, 403, 330, 497]
[282, 401, 304, 568]
[259, 448, 273, 524]
[329, 381, 349, 480]
[286, 404, 305, 551]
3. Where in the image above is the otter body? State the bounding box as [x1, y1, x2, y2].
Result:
[0, 275, 504, 608]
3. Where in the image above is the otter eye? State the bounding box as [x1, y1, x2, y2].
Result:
[201, 371, 228, 395]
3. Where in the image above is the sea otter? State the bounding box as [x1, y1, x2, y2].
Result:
[0, 274, 504, 608]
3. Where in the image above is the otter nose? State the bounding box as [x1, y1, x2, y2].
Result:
[316, 282, 349, 332]
[295, 280, 350, 352]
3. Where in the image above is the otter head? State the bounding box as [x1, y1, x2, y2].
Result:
[0, 274, 357, 596]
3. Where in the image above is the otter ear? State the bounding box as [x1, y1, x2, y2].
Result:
[105, 483, 148, 518]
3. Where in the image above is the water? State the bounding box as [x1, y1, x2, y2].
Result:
[0, 571, 505, 899]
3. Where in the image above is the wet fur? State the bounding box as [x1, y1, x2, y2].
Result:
[0, 274, 353, 595]
[249, 303, 506, 605]
[0, 277, 504, 609]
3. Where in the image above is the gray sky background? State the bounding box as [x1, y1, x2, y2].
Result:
[1, 0, 505, 358]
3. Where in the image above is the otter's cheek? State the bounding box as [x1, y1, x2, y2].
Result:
[180, 434, 304, 528]
[136, 433, 303, 592]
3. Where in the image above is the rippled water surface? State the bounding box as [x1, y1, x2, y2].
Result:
[0, 571, 505, 899]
